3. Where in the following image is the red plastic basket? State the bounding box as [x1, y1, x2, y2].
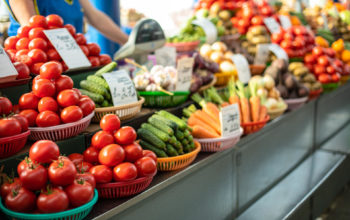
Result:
[165, 40, 200, 52]
[241, 115, 270, 135]
[308, 88, 323, 100]
[96, 175, 154, 199]
[28, 112, 94, 141]
[0, 130, 30, 158]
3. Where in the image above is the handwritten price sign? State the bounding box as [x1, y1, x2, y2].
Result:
[264, 17, 281, 34]
[254, 44, 270, 65]
[220, 104, 240, 137]
[176, 57, 194, 91]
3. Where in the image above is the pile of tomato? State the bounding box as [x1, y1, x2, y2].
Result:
[304, 46, 350, 84]
[271, 26, 315, 58]
[17, 61, 95, 127]
[4, 14, 112, 75]
[78, 114, 157, 184]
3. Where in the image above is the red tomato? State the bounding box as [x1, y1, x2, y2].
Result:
[28, 49, 47, 63]
[74, 33, 87, 45]
[124, 142, 143, 162]
[68, 153, 84, 166]
[29, 15, 47, 28]
[28, 27, 45, 40]
[114, 126, 137, 145]
[12, 104, 20, 114]
[47, 48, 61, 61]
[317, 56, 329, 66]
[280, 40, 292, 50]
[76, 161, 93, 173]
[99, 54, 112, 65]
[135, 156, 157, 177]
[64, 24, 76, 36]
[0, 118, 21, 137]
[38, 97, 58, 112]
[65, 179, 94, 207]
[79, 97, 95, 116]
[304, 54, 316, 64]
[19, 93, 39, 110]
[98, 144, 125, 167]
[57, 89, 79, 107]
[5, 187, 36, 212]
[28, 38, 48, 51]
[113, 162, 137, 182]
[30, 62, 44, 75]
[0, 178, 21, 199]
[251, 15, 263, 25]
[312, 46, 324, 57]
[55, 75, 74, 93]
[37, 187, 69, 213]
[293, 36, 305, 49]
[46, 14, 63, 27]
[14, 62, 30, 79]
[89, 165, 112, 183]
[331, 73, 340, 82]
[17, 26, 31, 38]
[19, 109, 38, 127]
[0, 97, 13, 115]
[29, 140, 59, 163]
[260, 5, 272, 16]
[325, 48, 336, 58]
[48, 156, 77, 186]
[92, 131, 114, 149]
[100, 114, 120, 132]
[88, 56, 101, 67]
[32, 78, 56, 97]
[36, 111, 60, 127]
[15, 37, 30, 50]
[87, 43, 100, 56]
[76, 172, 96, 188]
[271, 32, 283, 44]
[142, 150, 157, 162]
[19, 163, 47, 191]
[83, 146, 99, 164]
[17, 158, 32, 176]
[60, 106, 83, 123]
[5, 49, 16, 62]
[12, 114, 29, 132]
[80, 45, 89, 56]
[4, 36, 18, 50]
[40, 61, 62, 79]
[318, 74, 331, 84]
[334, 59, 343, 69]
[313, 65, 326, 76]
[326, 65, 336, 74]
[15, 54, 33, 67]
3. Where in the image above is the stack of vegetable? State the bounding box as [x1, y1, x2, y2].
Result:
[79, 62, 117, 108]
[288, 62, 322, 92]
[138, 111, 196, 157]
[191, 53, 217, 93]
[243, 26, 270, 56]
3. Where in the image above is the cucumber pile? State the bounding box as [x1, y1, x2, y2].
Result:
[138, 111, 196, 158]
[79, 62, 117, 108]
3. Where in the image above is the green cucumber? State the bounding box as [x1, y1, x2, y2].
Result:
[141, 123, 170, 142]
[166, 144, 178, 157]
[140, 140, 168, 157]
[95, 61, 117, 77]
[137, 128, 166, 150]
[79, 89, 104, 103]
[175, 129, 184, 140]
[181, 139, 188, 146]
[157, 111, 187, 131]
[101, 100, 109, 107]
[87, 75, 109, 90]
[183, 130, 191, 138]
[148, 116, 174, 136]
[151, 115, 178, 131]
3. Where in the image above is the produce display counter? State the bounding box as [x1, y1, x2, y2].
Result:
[321, 123, 350, 154]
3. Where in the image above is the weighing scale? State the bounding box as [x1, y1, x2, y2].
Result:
[114, 18, 166, 64]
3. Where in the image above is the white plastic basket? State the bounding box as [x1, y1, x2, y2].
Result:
[29, 112, 94, 141]
[285, 96, 308, 111]
[195, 128, 243, 152]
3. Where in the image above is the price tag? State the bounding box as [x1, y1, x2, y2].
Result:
[279, 15, 292, 29]
[263, 17, 281, 34]
[321, 13, 328, 30]
[192, 19, 217, 44]
[254, 44, 270, 65]
[102, 70, 137, 106]
[0, 46, 18, 80]
[155, 46, 176, 67]
[176, 57, 194, 91]
[44, 28, 91, 70]
[269, 43, 288, 61]
[220, 104, 240, 137]
[231, 54, 251, 84]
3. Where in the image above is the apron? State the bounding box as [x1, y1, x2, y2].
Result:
[4, 0, 84, 36]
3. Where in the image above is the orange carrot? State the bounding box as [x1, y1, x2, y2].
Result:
[193, 110, 221, 134]
[249, 81, 261, 122]
[259, 105, 267, 121]
[188, 114, 220, 135]
[202, 102, 220, 124]
[237, 81, 251, 123]
[229, 95, 240, 105]
[191, 125, 220, 138]
[221, 102, 230, 107]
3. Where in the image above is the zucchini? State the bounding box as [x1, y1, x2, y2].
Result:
[87, 75, 109, 90]
[175, 129, 184, 140]
[141, 123, 170, 142]
[166, 144, 178, 157]
[151, 115, 178, 131]
[140, 140, 168, 157]
[148, 116, 174, 136]
[95, 61, 117, 76]
[157, 111, 187, 131]
[79, 89, 104, 103]
[137, 128, 166, 150]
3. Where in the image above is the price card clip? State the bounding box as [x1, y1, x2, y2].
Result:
[176, 57, 194, 91]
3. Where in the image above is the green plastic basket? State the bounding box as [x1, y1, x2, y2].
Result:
[0, 189, 98, 220]
[138, 91, 190, 108]
[289, 57, 304, 63]
[322, 82, 340, 93]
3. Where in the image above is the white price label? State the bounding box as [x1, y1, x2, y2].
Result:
[254, 44, 270, 65]
[231, 54, 251, 84]
[44, 28, 91, 70]
[220, 104, 240, 137]
[263, 17, 281, 34]
[0, 46, 18, 80]
[155, 46, 176, 67]
[176, 57, 194, 91]
[192, 19, 217, 44]
[279, 15, 292, 29]
[321, 13, 328, 29]
[269, 43, 288, 61]
[102, 70, 137, 106]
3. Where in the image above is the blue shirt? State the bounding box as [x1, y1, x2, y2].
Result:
[4, 0, 84, 36]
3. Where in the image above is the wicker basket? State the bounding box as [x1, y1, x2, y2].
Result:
[138, 91, 190, 108]
[157, 141, 201, 171]
[267, 103, 288, 120]
[92, 97, 144, 122]
[0, 130, 30, 159]
[165, 40, 200, 52]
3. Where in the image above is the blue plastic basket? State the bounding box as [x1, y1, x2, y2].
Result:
[0, 189, 98, 220]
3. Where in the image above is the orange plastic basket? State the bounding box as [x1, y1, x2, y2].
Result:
[241, 115, 270, 135]
[308, 88, 323, 100]
[157, 141, 201, 171]
[214, 72, 235, 86]
[0, 130, 30, 159]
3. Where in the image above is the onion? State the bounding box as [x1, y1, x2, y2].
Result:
[224, 51, 234, 60]
[257, 88, 268, 99]
[211, 42, 227, 53]
[263, 75, 275, 90]
[265, 98, 278, 110]
[210, 51, 224, 63]
[200, 44, 212, 58]
[250, 75, 264, 88]
[219, 61, 235, 73]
